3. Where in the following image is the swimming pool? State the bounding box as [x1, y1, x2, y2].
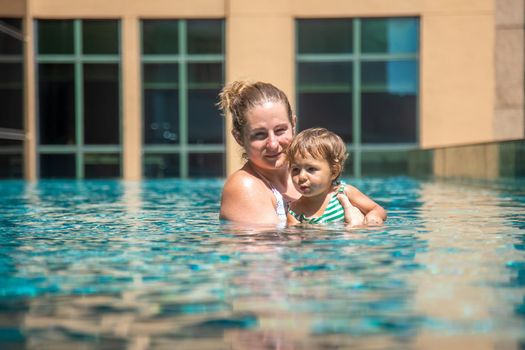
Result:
[0, 177, 524, 348]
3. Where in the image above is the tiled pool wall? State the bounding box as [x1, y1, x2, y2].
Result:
[409, 139, 525, 180]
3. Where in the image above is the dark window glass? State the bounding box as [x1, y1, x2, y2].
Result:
[0, 63, 23, 129]
[38, 20, 74, 54]
[361, 18, 419, 54]
[38, 64, 75, 145]
[142, 20, 178, 55]
[143, 63, 179, 144]
[144, 153, 179, 178]
[143, 63, 178, 84]
[297, 62, 353, 142]
[189, 153, 223, 177]
[40, 154, 76, 178]
[0, 153, 23, 178]
[83, 20, 119, 54]
[188, 63, 223, 144]
[84, 154, 120, 178]
[297, 19, 353, 54]
[298, 62, 352, 88]
[0, 139, 23, 146]
[144, 90, 179, 144]
[298, 93, 353, 142]
[187, 20, 223, 54]
[84, 64, 120, 144]
[361, 60, 417, 143]
[0, 18, 23, 54]
[361, 150, 410, 176]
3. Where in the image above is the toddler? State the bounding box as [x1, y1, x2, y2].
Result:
[286, 128, 387, 225]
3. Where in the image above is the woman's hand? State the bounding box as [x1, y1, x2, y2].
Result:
[337, 193, 365, 226]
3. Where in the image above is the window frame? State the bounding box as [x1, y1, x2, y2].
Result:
[141, 19, 225, 178]
[35, 19, 122, 179]
[296, 17, 420, 177]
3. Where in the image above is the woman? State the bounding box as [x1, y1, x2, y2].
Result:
[218, 80, 362, 226]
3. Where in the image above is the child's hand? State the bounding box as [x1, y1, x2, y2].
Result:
[363, 213, 384, 226]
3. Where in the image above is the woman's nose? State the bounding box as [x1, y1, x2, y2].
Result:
[266, 134, 278, 149]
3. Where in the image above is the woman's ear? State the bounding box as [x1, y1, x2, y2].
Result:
[231, 129, 243, 147]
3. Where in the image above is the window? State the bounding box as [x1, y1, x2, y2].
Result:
[0, 18, 24, 178]
[141, 19, 225, 178]
[296, 18, 419, 176]
[37, 19, 121, 178]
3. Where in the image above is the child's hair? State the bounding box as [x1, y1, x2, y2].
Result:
[286, 127, 348, 180]
[217, 81, 293, 140]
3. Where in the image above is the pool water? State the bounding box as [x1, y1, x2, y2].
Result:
[0, 177, 524, 349]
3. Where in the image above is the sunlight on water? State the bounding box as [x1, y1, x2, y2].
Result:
[0, 178, 524, 349]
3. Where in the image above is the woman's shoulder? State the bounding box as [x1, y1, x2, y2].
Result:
[222, 168, 270, 198]
[220, 167, 279, 223]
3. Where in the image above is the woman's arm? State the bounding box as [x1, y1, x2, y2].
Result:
[220, 171, 281, 225]
[344, 185, 387, 225]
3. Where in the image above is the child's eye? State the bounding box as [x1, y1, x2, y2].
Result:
[308, 167, 318, 172]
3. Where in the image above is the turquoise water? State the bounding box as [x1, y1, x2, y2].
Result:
[0, 178, 524, 349]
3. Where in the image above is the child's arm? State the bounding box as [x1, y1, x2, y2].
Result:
[344, 185, 387, 225]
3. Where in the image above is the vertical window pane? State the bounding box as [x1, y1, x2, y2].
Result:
[142, 20, 178, 55]
[144, 154, 179, 178]
[187, 20, 223, 54]
[188, 63, 223, 144]
[189, 153, 223, 177]
[0, 63, 23, 129]
[144, 91, 179, 144]
[361, 18, 419, 54]
[83, 20, 119, 54]
[143, 64, 179, 144]
[0, 18, 23, 54]
[38, 64, 75, 145]
[40, 154, 76, 178]
[85, 154, 120, 178]
[297, 62, 353, 142]
[0, 154, 22, 178]
[0, 139, 23, 178]
[38, 20, 74, 54]
[84, 64, 120, 144]
[297, 19, 353, 54]
[299, 93, 353, 142]
[361, 61, 417, 143]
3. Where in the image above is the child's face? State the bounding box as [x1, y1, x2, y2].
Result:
[290, 153, 336, 197]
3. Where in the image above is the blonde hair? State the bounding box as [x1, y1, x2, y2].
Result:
[217, 81, 293, 140]
[286, 128, 348, 180]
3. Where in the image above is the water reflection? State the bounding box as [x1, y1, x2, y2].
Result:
[0, 178, 524, 348]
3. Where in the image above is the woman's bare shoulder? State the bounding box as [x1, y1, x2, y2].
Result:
[222, 168, 265, 194]
[220, 169, 277, 223]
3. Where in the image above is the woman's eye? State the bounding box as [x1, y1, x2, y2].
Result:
[275, 128, 286, 135]
[252, 133, 266, 140]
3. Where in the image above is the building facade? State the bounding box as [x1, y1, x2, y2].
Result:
[0, 0, 523, 180]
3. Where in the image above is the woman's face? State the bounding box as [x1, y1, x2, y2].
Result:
[239, 101, 295, 170]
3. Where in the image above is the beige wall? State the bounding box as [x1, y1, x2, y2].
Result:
[2, 0, 519, 178]
[225, 0, 499, 173]
[225, 0, 295, 172]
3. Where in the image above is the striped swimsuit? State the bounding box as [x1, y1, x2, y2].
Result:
[288, 182, 347, 224]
